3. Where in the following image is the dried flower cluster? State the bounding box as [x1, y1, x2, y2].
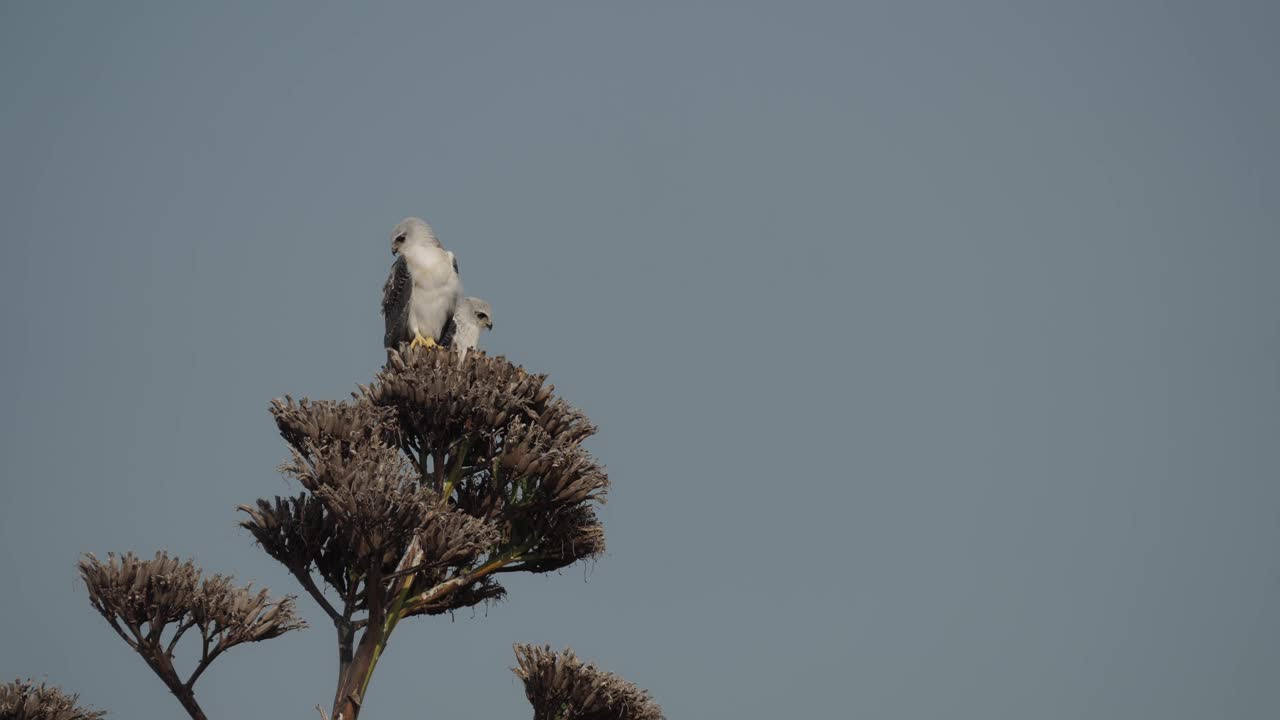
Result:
[64, 346, 655, 720]
[512, 645, 665, 720]
[248, 350, 610, 618]
[0, 679, 105, 720]
[78, 552, 302, 719]
[79, 552, 303, 657]
[240, 349, 616, 719]
[238, 493, 362, 605]
[365, 350, 609, 568]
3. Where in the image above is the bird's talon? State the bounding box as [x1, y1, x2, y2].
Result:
[408, 333, 438, 350]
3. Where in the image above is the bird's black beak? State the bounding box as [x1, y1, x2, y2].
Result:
[391, 235, 405, 256]
[486, 320, 494, 330]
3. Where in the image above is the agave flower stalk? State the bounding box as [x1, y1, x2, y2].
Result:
[242, 349, 610, 719]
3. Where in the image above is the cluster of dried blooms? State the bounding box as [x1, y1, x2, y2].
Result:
[61, 346, 658, 720]
[248, 351, 610, 603]
[512, 644, 665, 720]
[240, 349, 614, 719]
[363, 349, 609, 573]
[77, 551, 302, 719]
[0, 679, 105, 720]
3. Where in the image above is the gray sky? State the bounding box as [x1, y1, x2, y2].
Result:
[2, 2, 1278, 718]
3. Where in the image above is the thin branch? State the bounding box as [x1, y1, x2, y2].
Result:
[402, 436, 424, 476]
[440, 438, 472, 503]
[292, 567, 344, 625]
[140, 643, 207, 720]
[335, 568, 360, 708]
[102, 616, 141, 652]
[165, 618, 197, 657]
[185, 641, 225, 689]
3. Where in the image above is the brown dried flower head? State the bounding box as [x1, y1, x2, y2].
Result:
[78, 551, 303, 687]
[365, 350, 609, 559]
[279, 431, 427, 555]
[255, 350, 609, 614]
[0, 679, 105, 720]
[512, 644, 665, 720]
[270, 397, 398, 458]
[238, 493, 360, 599]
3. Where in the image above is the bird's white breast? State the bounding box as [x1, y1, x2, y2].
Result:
[402, 245, 461, 340]
[453, 321, 481, 358]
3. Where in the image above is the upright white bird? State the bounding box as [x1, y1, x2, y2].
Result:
[441, 296, 493, 362]
[381, 217, 463, 350]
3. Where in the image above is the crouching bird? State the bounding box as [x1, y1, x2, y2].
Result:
[381, 217, 463, 350]
[439, 296, 494, 362]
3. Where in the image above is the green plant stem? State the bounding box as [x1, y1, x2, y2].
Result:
[440, 438, 472, 502]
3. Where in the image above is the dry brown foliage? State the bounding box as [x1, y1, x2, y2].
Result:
[67, 347, 655, 720]
[512, 644, 665, 720]
[77, 552, 302, 719]
[0, 679, 105, 720]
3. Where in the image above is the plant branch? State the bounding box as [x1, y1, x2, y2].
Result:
[440, 438, 472, 503]
[401, 547, 526, 616]
[292, 567, 343, 625]
[102, 616, 140, 652]
[333, 559, 386, 720]
[132, 635, 208, 720]
[432, 450, 445, 494]
[185, 642, 225, 690]
[355, 538, 425, 698]
[165, 618, 197, 658]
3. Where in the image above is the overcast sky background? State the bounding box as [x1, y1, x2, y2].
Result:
[2, 2, 1278, 718]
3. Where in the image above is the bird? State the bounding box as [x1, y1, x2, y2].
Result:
[381, 217, 463, 350]
[440, 296, 494, 361]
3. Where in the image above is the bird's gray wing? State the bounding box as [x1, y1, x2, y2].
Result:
[438, 315, 458, 348]
[381, 255, 412, 348]
[437, 251, 461, 347]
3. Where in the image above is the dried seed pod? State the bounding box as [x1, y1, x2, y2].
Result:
[512, 644, 664, 720]
[0, 679, 106, 720]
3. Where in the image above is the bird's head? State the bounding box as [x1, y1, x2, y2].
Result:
[463, 297, 494, 331]
[390, 217, 441, 256]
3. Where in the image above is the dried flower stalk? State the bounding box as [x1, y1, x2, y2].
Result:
[252, 349, 614, 719]
[78, 551, 303, 719]
[20, 313, 662, 719]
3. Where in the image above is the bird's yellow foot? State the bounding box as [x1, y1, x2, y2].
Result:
[408, 333, 438, 350]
